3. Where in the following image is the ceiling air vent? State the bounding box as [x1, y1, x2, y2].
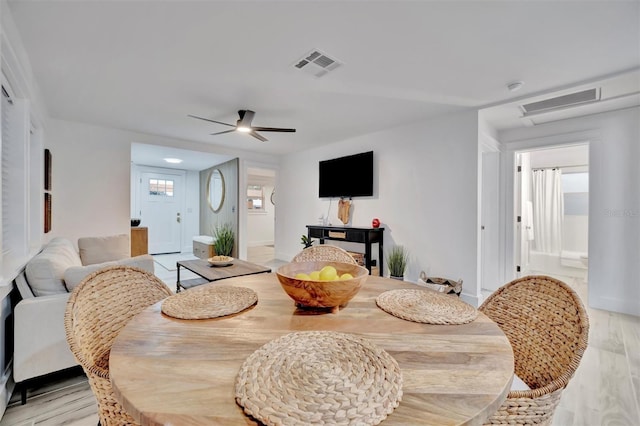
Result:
[520, 88, 601, 116]
[293, 49, 342, 78]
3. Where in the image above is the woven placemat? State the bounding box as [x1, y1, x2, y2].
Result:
[235, 331, 403, 426]
[376, 288, 478, 324]
[161, 285, 257, 319]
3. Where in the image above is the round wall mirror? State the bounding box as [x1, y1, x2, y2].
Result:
[207, 169, 225, 212]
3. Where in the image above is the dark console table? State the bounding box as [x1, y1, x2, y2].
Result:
[306, 225, 384, 276]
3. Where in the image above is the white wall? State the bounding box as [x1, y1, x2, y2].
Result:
[563, 216, 588, 253]
[529, 144, 589, 169]
[46, 118, 278, 250]
[276, 110, 482, 305]
[499, 107, 640, 316]
[247, 184, 275, 246]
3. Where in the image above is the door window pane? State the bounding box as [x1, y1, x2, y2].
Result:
[149, 179, 174, 197]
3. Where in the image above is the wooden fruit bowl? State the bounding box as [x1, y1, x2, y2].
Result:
[276, 261, 368, 313]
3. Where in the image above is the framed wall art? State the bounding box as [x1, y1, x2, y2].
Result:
[44, 192, 52, 233]
[44, 148, 52, 190]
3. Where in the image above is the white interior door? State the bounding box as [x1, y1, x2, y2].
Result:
[480, 151, 501, 291]
[140, 171, 184, 254]
[515, 152, 532, 277]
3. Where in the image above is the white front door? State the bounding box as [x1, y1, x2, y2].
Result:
[140, 171, 184, 254]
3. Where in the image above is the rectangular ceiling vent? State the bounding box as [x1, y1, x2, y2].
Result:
[520, 88, 601, 116]
[293, 49, 342, 78]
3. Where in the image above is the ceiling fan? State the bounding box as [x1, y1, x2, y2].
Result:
[188, 110, 296, 142]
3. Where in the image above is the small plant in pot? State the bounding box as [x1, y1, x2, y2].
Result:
[386, 245, 408, 280]
[300, 234, 314, 248]
[213, 223, 235, 257]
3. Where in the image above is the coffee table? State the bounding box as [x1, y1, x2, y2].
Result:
[176, 258, 271, 292]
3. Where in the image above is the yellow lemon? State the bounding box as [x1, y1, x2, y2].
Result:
[295, 273, 310, 280]
[319, 265, 338, 281]
[340, 273, 354, 280]
[309, 270, 321, 280]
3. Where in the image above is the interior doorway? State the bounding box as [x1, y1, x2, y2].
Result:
[131, 143, 235, 256]
[514, 144, 589, 292]
[245, 166, 277, 266]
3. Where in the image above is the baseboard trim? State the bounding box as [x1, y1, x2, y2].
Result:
[248, 241, 274, 247]
[460, 292, 483, 308]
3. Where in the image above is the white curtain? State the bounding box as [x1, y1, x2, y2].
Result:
[532, 169, 564, 253]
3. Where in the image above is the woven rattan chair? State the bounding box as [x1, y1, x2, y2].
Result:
[479, 275, 589, 425]
[292, 245, 357, 264]
[64, 265, 172, 426]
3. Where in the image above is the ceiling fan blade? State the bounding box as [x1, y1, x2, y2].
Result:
[251, 127, 296, 133]
[237, 110, 255, 127]
[210, 129, 237, 136]
[188, 114, 235, 128]
[249, 131, 268, 142]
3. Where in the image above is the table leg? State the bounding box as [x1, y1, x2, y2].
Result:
[365, 243, 372, 275]
[176, 263, 181, 293]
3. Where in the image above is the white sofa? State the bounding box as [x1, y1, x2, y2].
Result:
[13, 235, 155, 404]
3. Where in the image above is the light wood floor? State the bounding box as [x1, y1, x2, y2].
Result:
[1, 260, 638, 425]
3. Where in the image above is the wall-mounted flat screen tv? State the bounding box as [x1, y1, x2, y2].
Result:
[319, 151, 373, 198]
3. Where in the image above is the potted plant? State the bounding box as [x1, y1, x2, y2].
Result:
[213, 223, 235, 256]
[386, 245, 408, 280]
[300, 234, 314, 248]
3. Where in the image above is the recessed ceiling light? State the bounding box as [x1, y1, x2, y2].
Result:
[507, 81, 524, 92]
[164, 158, 183, 164]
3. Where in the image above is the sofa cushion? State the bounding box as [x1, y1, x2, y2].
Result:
[78, 234, 130, 265]
[25, 238, 82, 296]
[64, 254, 155, 292]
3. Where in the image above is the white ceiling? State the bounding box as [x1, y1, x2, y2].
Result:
[6, 1, 640, 156]
[131, 143, 233, 171]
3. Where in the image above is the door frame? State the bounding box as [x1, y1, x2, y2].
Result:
[499, 131, 594, 285]
[239, 160, 279, 261]
[477, 131, 503, 297]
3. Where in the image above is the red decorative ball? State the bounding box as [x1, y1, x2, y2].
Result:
[372, 218, 380, 228]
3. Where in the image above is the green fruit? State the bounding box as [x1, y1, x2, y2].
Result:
[340, 273, 354, 280]
[295, 273, 310, 280]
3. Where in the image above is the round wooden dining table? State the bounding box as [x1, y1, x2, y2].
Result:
[110, 273, 514, 426]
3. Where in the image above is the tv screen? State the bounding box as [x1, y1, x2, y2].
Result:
[319, 151, 373, 198]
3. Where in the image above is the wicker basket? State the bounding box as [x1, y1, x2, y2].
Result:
[418, 272, 462, 296]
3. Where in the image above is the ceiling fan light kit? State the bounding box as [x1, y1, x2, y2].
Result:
[188, 110, 296, 142]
